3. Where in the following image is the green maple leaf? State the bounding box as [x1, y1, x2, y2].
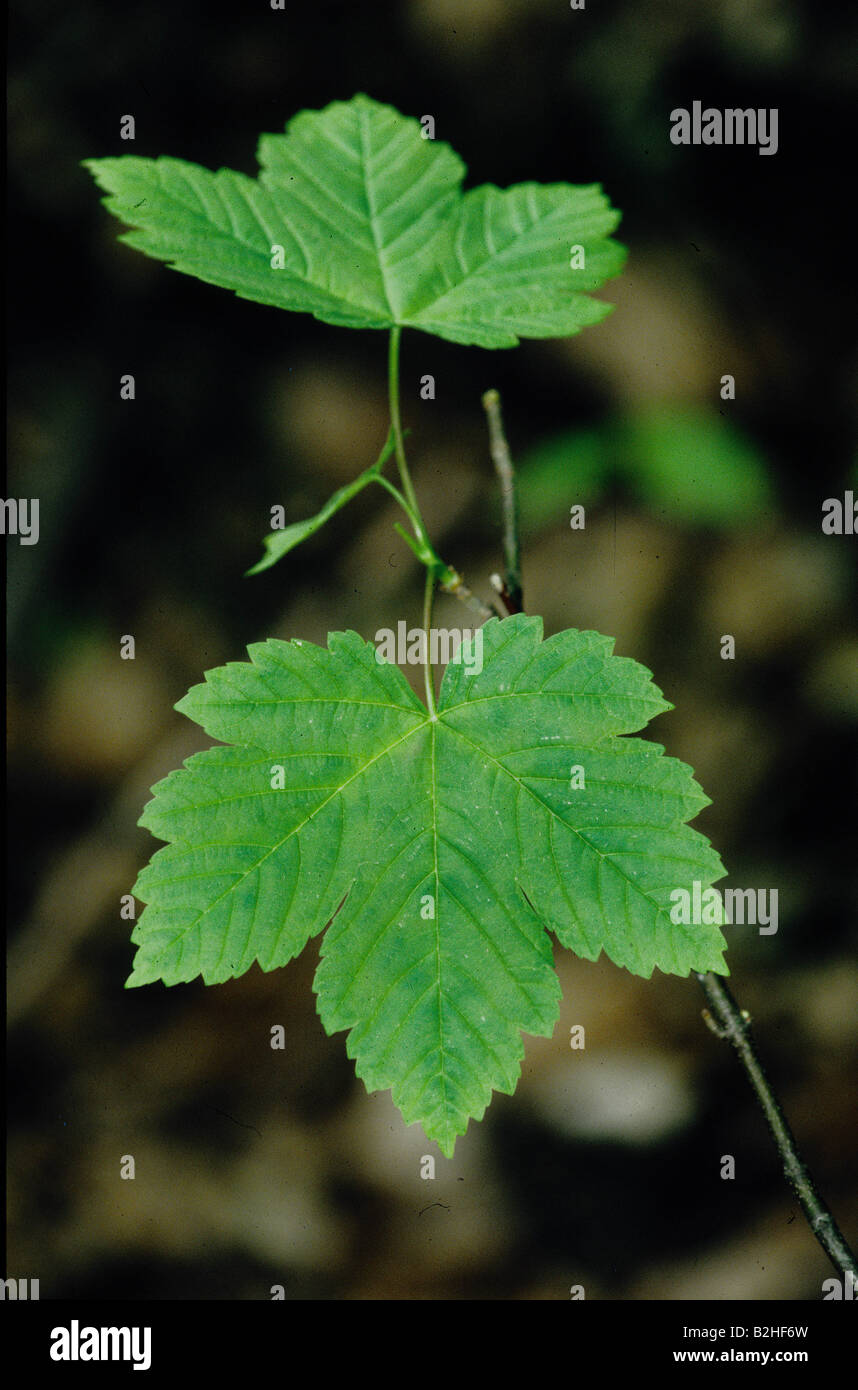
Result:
[83, 93, 625, 347]
[129, 615, 727, 1157]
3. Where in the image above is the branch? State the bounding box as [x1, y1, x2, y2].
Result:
[696, 970, 856, 1278]
[439, 572, 495, 622]
[482, 388, 523, 613]
[482, 391, 857, 1278]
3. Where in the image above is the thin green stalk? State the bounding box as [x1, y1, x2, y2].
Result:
[422, 567, 437, 716]
[388, 324, 464, 706]
[388, 325, 421, 520]
[371, 471, 416, 520]
[383, 326, 493, 619]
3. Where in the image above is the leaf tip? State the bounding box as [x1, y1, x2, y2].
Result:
[173, 690, 196, 718]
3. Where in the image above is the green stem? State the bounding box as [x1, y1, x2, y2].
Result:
[422, 567, 437, 716]
[385, 326, 493, 650]
[388, 325, 421, 520]
[372, 475, 436, 565]
[371, 471, 411, 516]
[388, 325, 442, 714]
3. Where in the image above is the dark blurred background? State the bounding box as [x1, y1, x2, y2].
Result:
[7, 0, 858, 1300]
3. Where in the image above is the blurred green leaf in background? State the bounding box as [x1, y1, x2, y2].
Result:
[517, 405, 775, 534]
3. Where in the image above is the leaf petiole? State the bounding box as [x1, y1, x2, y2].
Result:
[245, 428, 399, 576]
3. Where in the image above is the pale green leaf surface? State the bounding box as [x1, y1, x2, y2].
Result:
[129, 615, 727, 1155]
[84, 94, 625, 348]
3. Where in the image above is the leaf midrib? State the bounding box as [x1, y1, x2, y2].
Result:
[149, 713, 431, 951]
[127, 159, 390, 323]
[440, 717, 683, 930]
[358, 102, 398, 322]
